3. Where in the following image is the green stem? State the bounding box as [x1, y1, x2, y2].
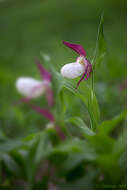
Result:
[91, 69, 94, 92]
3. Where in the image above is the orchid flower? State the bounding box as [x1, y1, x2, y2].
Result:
[16, 61, 54, 106]
[16, 61, 65, 140]
[61, 41, 92, 88]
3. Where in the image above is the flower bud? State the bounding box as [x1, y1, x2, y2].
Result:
[60, 62, 85, 79]
[16, 77, 49, 98]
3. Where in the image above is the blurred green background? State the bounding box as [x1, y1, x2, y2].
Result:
[0, 0, 127, 138]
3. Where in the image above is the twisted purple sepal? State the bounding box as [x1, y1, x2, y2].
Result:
[76, 60, 92, 89]
[84, 61, 92, 80]
[36, 61, 52, 82]
[30, 104, 55, 122]
[45, 87, 54, 107]
[63, 41, 86, 57]
[55, 125, 66, 140]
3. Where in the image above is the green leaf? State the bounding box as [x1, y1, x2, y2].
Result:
[0, 130, 7, 142]
[87, 133, 114, 154]
[34, 131, 52, 163]
[59, 88, 67, 116]
[113, 128, 127, 154]
[58, 168, 98, 190]
[0, 140, 24, 154]
[92, 12, 106, 68]
[96, 154, 120, 182]
[66, 117, 95, 137]
[2, 154, 21, 176]
[53, 138, 95, 155]
[62, 78, 100, 131]
[119, 151, 127, 176]
[61, 150, 97, 172]
[23, 133, 37, 142]
[11, 149, 29, 180]
[98, 109, 127, 135]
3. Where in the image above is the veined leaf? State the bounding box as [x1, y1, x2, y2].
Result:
[53, 138, 88, 154]
[61, 151, 97, 172]
[62, 78, 100, 131]
[2, 154, 21, 176]
[66, 117, 95, 137]
[0, 140, 24, 153]
[92, 12, 106, 68]
[87, 133, 114, 154]
[98, 109, 127, 135]
[52, 138, 97, 165]
[34, 131, 52, 163]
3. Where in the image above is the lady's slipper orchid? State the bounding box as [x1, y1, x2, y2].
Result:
[61, 41, 92, 88]
[16, 61, 54, 106]
[16, 77, 49, 99]
[16, 61, 65, 140]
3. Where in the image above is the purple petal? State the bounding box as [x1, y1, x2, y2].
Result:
[84, 63, 92, 81]
[36, 61, 52, 82]
[63, 41, 86, 57]
[75, 60, 92, 89]
[30, 104, 54, 122]
[84, 73, 89, 81]
[45, 87, 54, 107]
[55, 125, 65, 140]
[75, 65, 88, 89]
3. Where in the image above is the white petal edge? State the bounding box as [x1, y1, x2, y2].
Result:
[61, 62, 85, 79]
[16, 77, 47, 98]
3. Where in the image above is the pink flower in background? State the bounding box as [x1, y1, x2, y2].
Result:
[61, 41, 92, 88]
[16, 61, 65, 140]
[16, 61, 54, 107]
